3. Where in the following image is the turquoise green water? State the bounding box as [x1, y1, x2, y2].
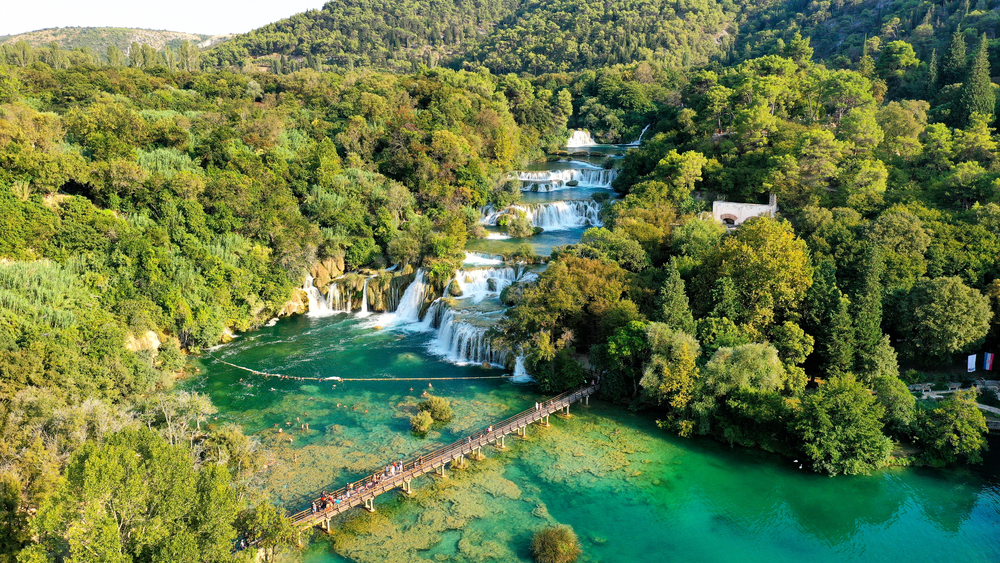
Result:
[191, 313, 1000, 563]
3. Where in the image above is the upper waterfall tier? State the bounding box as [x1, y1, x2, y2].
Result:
[480, 200, 603, 231]
[566, 129, 598, 147]
[512, 168, 618, 191]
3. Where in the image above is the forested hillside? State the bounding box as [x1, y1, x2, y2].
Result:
[0, 27, 223, 61]
[206, 0, 741, 73]
[734, 0, 1000, 65]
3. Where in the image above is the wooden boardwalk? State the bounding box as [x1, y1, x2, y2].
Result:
[289, 383, 598, 530]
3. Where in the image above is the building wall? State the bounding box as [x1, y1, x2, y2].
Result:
[712, 195, 778, 227]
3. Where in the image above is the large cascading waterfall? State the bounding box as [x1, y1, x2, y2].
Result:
[566, 129, 597, 148]
[481, 200, 603, 231]
[513, 168, 618, 191]
[304, 275, 335, 317]
[429, 307, 509, 366]
[419, 266, 533, 366]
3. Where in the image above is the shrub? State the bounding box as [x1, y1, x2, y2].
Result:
[418, 395, 453, 422]
[531, 525, 581, 563]
[506, 210, 535, 238]
[410, 410, 433, 433]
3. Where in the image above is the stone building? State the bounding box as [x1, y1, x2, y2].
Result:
[712, 194, 778, 228]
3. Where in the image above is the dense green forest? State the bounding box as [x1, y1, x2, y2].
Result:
[205, 0, 742, 74]
[0, 4, 998, 561]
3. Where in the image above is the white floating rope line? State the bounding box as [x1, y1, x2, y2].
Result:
[207, 354, 512, 382]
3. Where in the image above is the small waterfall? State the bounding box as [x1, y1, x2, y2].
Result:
[327, 283, 342, 313]
[627, 124, 651, 146]
[566, 129, 597, 148]
[481, 201, 603, 231]
[450, 267, 521, 302]
[511, 168, 618, 191]
[304, 275, 335, 317]
[393, 270, 428, 322]
[511, 356, 534, 382]
[464, 251, 504, 266]
[358, 277, 371, 317]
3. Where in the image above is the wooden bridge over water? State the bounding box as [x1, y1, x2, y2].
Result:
[289, 382, 598, 531]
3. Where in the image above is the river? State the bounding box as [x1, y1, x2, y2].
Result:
[188, 149, 1000, 563]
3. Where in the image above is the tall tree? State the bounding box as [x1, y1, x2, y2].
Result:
[105, 45, 125, 67]
[956, 34, 996, 128]
[656, 259, 695, 333]
[939, 30, 968, 86]
[925, 48, 938, 97]
[851, 246, 885, 380]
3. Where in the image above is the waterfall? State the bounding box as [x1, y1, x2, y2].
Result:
[481, 201, 603, 231]
[328, 283, 342, 312]
[358, 277, 371, 317]
[450, 267, 521, 302]
[511, 356, 534, 383]
[393, 270, 428, 322]
[511, 168, 618, 191]
[303, 275, 335, 317]
[429, 306, 508, 366]
[464, 251, 504, 266]
[566, 129, 597, 148]
[627, 124, 652, 146]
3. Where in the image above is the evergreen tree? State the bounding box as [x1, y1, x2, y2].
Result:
[801, 257, 839, 339]
[106, 45, 125, 67]
[939, 30, 967, 86]
[656, 260, 695, 334]
[710, 276, 742, 321]
[956, 34, 996, 128]
[851, 247, 885, 381]
[824, 295, 857, 377]
[926, 48, 938, 97]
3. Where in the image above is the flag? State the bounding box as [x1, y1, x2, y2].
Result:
[968, 354, 977, 372]
[985, 353, 995, 371]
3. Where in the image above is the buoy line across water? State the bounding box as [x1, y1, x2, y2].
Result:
[206, 354, 514, 382]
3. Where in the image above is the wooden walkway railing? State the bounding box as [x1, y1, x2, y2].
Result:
[289, 382, 598, 530]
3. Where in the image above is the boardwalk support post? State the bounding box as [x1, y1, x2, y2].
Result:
[364, 498, 375, 512]
[585, 395, 589, 406]
[402, 479, 414, 496]
[498, 435, 506, 449]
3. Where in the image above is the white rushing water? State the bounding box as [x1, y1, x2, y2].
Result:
[415, 266, 535, 366]
[450, 267, 521, 302]
[304, 275, 336, 317]
[511, 355, 534, 382]
[626, 124, 652, 146]
[481, 200, 603, 231]
[393, 270, 429, 323]
[513, 168, 617, 191]
[357, 277, 371, 317]
[463, 251, 504, 266]
[566, 129, 598, 148]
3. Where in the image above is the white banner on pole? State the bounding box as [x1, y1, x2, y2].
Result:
[968, 354, 977, 372]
